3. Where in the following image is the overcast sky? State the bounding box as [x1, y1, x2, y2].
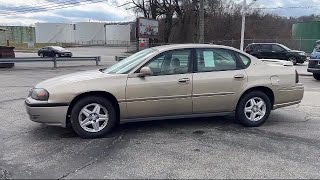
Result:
[0, 0, 319, 26]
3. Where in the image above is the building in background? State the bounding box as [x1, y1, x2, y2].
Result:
[74, 22, 105, 44]
[35, 22, 136, 45]
[105, 22, 135, 42]
[292, 21, 320, 53]
[35, 23, 74, 43]
[0, 28, 6, 46]
[0, 26, 35, 45]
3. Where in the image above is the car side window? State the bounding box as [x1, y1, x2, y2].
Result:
[196, 49, 238, 72]
[272, 45, 284, 52]
[144, 49, 191, 76]
[238, 53, 251, 67]
[260, 44, 271, 51]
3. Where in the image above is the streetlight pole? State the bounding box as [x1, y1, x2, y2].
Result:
[240, 0, 257, 51]
[240, 0, 246, 51]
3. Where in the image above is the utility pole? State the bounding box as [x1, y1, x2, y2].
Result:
[240, 0, 257, 51]
[199, 0, 204, 43]
[240, 0, 246, 51]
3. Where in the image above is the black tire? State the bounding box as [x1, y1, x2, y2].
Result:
[39, 53, 44, 58]
[288, 56, 297, 65]
[313, 73, 320, 81]
[236, 91, 272, 127]
[70, 96, 117, 138]
[55, 53, 61, 58]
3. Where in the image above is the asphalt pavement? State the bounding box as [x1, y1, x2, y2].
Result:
[0, 48, 320, 179]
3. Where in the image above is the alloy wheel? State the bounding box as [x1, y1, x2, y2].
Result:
[244, 97, 267, 122]
[288, 57, 297, 65]
[78, 103, 109, 133]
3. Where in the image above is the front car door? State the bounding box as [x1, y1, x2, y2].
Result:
[125, 49, 193, 119]
[271, 44, 286, 60]
[192, 48, 248, 114]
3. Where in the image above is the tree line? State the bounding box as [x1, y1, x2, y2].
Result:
[125, 0, 318, 44]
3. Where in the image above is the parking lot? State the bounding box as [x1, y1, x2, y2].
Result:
[1, 47, 320, 179]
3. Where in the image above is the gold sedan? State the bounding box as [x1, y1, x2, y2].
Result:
[25, 44, 304, 138]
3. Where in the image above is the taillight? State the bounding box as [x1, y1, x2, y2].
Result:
[295, 70, 299, 83]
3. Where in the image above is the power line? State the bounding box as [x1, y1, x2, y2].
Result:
[0, 0, 90, 13]
[253, 6, 315, 10]
[0, 0, 103, 14]
[0, 0, 108, 16]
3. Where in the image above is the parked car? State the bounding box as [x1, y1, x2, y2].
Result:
[245, 43, 306, 65]
[26, 44, 304, 138]
[38, 46, 72, 58]
[308, 41, 320, 80]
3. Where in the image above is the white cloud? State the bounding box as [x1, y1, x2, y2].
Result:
[0, 0, 134, 26]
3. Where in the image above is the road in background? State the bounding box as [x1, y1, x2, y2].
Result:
[0, 57, 320, 178]
[13, 47, 129, 69]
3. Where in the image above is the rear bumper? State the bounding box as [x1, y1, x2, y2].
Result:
[273, 83, 304, 110]
[25, 99, 68, 128]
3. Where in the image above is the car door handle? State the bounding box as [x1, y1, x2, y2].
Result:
[234, 74, 245, 79]
[178, 78, 190, 84]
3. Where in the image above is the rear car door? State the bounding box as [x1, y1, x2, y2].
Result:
[258, 44, 272, 59]
[192, 48, 248, 113]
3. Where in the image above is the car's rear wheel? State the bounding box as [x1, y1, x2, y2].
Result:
[288, 56, 297, 65]
[70, 96, 117, 138]
[55, 54, 60, 58]
[313, 73, 320, 80]
[236, 91, 271, 127]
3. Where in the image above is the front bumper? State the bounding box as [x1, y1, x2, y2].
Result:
[297, 55, 307, 63]
[61, 53, 72, 57]
[308, 68, 320, 74]
[25, 98, 69, 127]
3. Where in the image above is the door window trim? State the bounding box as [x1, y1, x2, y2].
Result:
[193, 48, 247, 73]
[134, 48, 195, 76]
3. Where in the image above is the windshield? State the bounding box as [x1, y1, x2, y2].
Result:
[104, 48, 157, 74]
[52, 46, 66, 51]
[278, 44, 291, 51]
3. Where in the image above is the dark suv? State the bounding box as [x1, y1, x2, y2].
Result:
[245, 43, 306, 65]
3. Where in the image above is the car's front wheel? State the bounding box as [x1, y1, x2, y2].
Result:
[55, 54, 60, 58]
[313, 73, 320, 80]
[288, 56, 297, 65]
[70, 96, 117, 138]
[236, 91, 272, 127]
[39, 53, 44, 58]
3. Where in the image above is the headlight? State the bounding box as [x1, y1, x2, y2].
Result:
[298, 52, 306, 56]
[30, 88, 49, 101]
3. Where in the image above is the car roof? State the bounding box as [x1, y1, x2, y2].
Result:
[151, 44, 243, 53]
[248, 43, 282, 46]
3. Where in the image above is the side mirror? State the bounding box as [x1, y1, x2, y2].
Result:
[138, 66, 153, 77]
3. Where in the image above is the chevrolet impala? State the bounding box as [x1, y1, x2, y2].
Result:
[26, 44, 304, 138]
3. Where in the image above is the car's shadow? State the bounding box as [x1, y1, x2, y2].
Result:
[32, 115, 238, 139]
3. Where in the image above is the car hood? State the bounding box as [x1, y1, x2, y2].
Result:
[289, 50, 304, 53]
[311, 50, 320, 58]
[36, 70, 120, 89]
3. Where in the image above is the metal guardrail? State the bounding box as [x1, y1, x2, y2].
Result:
[115, 56, 128, 61]
[0, 56, 101, 68]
